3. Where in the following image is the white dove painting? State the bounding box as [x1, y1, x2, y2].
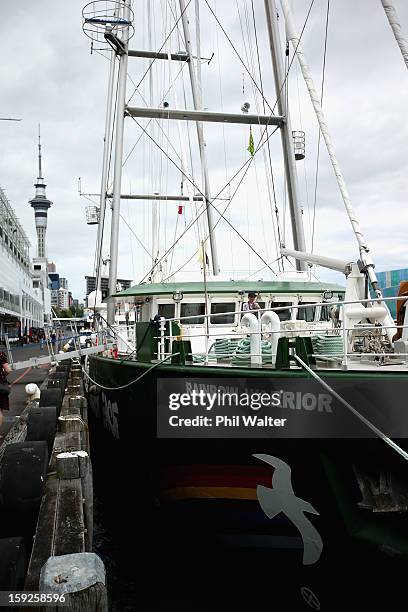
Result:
[254, 454, 323, 565]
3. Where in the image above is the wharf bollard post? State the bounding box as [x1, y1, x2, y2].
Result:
[68, 396, 83, 417]
[69, 396, 89, 451]
[68, 383, 81, 396]
[55, 450, 93, 551]
[39, 552, 108, 612]
[58, 415, 85, 435]
[58, 414, 88, 457]
[56, 450, 89, 480]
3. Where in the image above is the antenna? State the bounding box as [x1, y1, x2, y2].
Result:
[38, 124, 43, 179]
[82, 1, 134, 49]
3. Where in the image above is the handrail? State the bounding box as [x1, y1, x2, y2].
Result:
[152, 323, 408, 342]
[113, 292, 408, 367]
[160, 294, 407, 325]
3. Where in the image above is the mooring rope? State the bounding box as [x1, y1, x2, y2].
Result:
[81, 352, 180, 392]
[293, 354, 408, 462]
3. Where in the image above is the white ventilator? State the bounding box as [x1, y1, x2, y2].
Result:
[240, 313, 261, 366]
[261, 310, 281, 365]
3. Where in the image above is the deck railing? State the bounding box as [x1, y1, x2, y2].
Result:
[113, 294, 408, 369]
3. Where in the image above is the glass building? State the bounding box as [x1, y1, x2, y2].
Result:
[376, 268, 408, 318]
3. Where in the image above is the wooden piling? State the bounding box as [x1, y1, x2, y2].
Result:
[39, 553, 108, 612]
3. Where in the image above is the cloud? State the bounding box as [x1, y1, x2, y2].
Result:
[0, 0, 407, 300]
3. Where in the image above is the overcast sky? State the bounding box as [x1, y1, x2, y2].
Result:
[0, 0, 407, 299]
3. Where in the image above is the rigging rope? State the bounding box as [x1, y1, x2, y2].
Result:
[204, 0, 274, 114]
[127, 0, 193, 104]
[130, 112, 281, 282]
[250, 0, 282, 270]
[122, 0, 317, 283]
[311, 0, 330, 254]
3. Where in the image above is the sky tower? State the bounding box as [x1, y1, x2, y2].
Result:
[29, 125, 52, 258]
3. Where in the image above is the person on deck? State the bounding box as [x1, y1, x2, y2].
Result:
[242, 292, 261, 312]
[0, 351, 12, 438]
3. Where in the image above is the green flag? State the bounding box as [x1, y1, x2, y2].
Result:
[247, 127, 255, 157]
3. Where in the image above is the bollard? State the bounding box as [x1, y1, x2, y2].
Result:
[39, 553, 108, 612]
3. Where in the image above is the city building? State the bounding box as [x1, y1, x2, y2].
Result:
[51, 288, 70, 310]
[57, 288, 70, 310]
[85, 275, 132, 302]
[377, 268, 408, 318]
[0, 186, 44, 340]
[60, 277, 68, 290]
[48, 273, 60, 291]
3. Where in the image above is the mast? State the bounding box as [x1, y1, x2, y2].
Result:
[147, 0, 159, 282]
[96, 49, 116, 298]
[179, 0, 220, 275]
[279, 0, 381, 293]
[264, 0, 307, 271]
[381, 0, 408, 71]
[107, 1, 131, 325]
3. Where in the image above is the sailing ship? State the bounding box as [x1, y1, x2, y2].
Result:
[82, 0, 408, 594]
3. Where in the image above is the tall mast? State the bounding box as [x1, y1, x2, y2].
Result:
[147, 0, 159, 282]
[179, 0, 220, 275]
[107, 1, 131, 325]
[96, 49, 116, 297]
[279, 0, 380, 293]
[264, 0, 307, 271]
[381, 0, 408, 71]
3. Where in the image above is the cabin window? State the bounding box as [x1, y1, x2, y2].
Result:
[298, 302, 316, 322]
[211, 302, 236, 324]
[271, 302, 293, 321]
[180, 303, 205, 324]
[320, 305, 332, 322]
[157, 303, 175, 319]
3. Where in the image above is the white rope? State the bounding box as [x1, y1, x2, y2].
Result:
[381, 0, 408, 70]
[279, 0, 375, 276]
[82, 352, 180, 391]
[293, 354, 408, 462]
